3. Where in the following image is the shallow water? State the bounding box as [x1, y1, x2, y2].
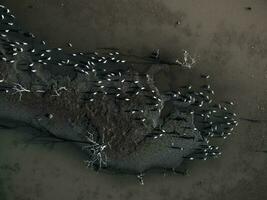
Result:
[0, 0, 267, 199]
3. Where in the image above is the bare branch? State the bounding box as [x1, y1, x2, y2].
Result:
[83, 131, 108, 169]
[176, 50, 197, 69]
[12, 82, 30, 101]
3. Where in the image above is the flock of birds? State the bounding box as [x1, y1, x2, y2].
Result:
[0, 4, 238, 183]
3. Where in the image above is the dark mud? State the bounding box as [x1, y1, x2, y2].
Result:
[0, 0, 267, 200]
[0, 3, 237, 175]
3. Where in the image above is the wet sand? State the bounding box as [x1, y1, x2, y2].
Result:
[0, 0, 267, 199]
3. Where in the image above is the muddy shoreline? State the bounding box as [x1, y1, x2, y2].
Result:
[0, 4, 236, 175]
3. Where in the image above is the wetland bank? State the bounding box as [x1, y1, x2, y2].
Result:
[0, 2, 264, 199]
[0, 3, 238, 175]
